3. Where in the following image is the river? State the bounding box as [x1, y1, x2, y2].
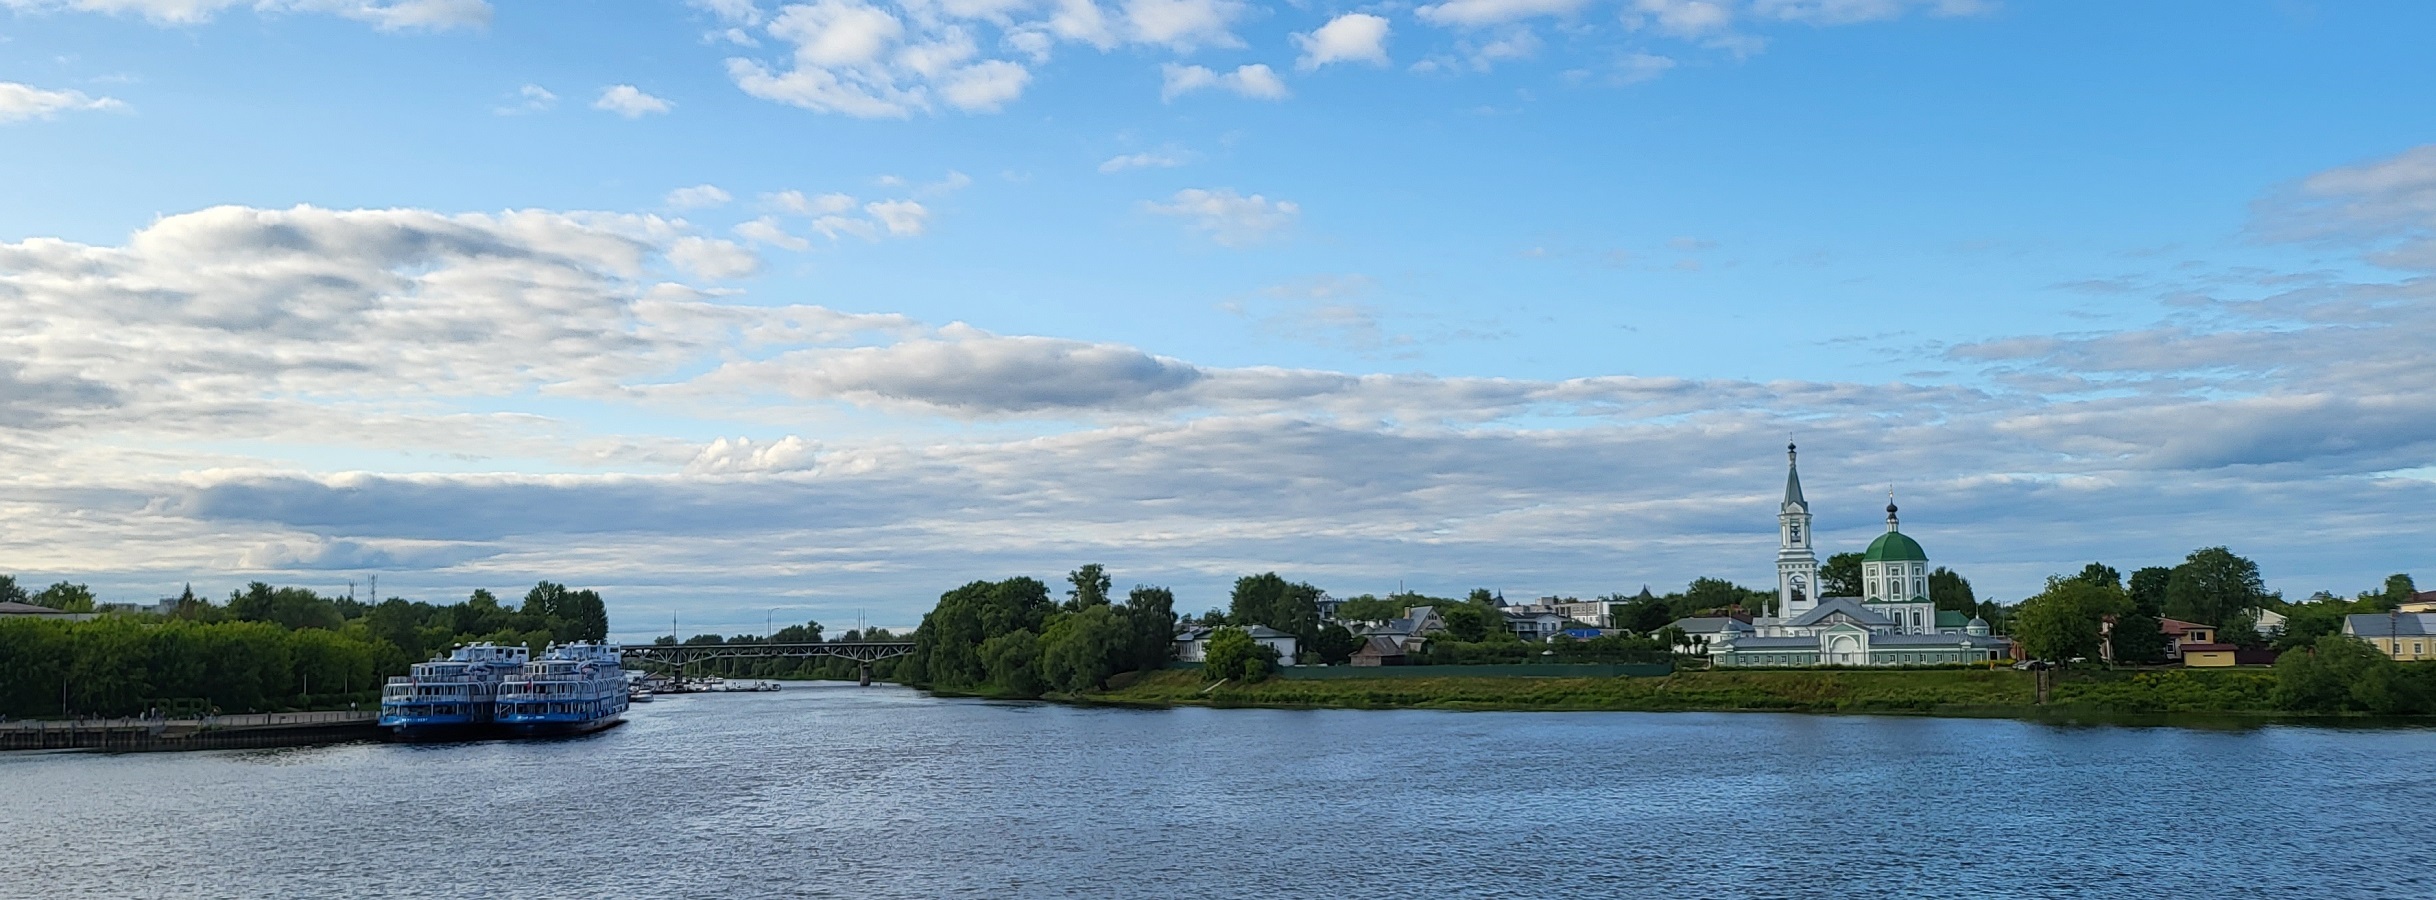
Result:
[4, 683, 2432, 899]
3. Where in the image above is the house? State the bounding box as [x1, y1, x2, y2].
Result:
[1350, 635, 1409, 666]
[0, 601, 95, 622]
[1710, 598, 2003, 667]
[2399, 592, 2436, 614]
[1504, 610, 1568, 641]
[1173, 625, 1301, 666]
[2343, 613, 2436, 661]
[1360, 606, 1446, 652]
[2246, 607, 2288, 638]
[1669, 616, 1755, 654]
[2158, 618, 2216, 661]
[1550, 598, 1613, 629]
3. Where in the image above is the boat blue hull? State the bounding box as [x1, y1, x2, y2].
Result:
[498, 716, 623, 738]
[382, 720, 493, 742]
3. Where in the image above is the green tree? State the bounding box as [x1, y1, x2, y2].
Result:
[2220, 610, 2266, 650]
[0, 575, 27, 606]
[1200, 626, 1276, 683]
[1041, 605, 1132, 693]
[30, 582, 96, 613]
[1819, 553, 1863, 598]
[1928, 567, 1977, 614]
[1228, 572, 1322, 642]
[1683, 577, 1754, 614]
[2164, 547, 2267, 626]
[2128, 566, 2173, 615]
[1308, 623, 1361, 665]
[1618, 593, 1675, 634]
[2014, 576, 2128, 663]
[1066, 564, 1112, 611]
[2272, 635, 2411, 713]
[979, 629, 1045, 696]
[2112, 610, 2170, 664]
[2073, 563, 2121, 590]
[903, 577, 1055, 690]
[2362, 573, 2419, 611]
[1438, 602, 1500, 642]
[1123, 585, 1178, 672]
[1333, 595, 1405, 623]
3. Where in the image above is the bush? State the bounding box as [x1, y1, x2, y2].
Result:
[1202, 627, 1278, 683]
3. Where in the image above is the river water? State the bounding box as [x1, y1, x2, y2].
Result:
[4, 683, 2432, 899]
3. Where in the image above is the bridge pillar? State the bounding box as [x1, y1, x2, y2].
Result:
[858, 662, 872, 687]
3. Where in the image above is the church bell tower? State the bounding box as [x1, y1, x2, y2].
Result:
[1776, 443, 1820, 619]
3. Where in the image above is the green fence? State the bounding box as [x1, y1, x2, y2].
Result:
[1276, 663, 1673, 679]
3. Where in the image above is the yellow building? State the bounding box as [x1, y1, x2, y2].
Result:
[2344, 613, 2436, 661]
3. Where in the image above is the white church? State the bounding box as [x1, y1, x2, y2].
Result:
[1705, 444, 2011, 667]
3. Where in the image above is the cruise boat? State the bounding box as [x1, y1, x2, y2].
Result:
[495, 642, 629, 737]
[379, 643, 530, 740]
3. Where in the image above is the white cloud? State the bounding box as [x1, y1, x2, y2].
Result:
[667, 236, 762, 279]
[665, 184, 735, 209]
[1414, 0, 1588, 28]
[688, 435, 819, 474]
[735, 216, 813, 251]
[1631, 0, 1733, 36]
[1749, 0, 1994, 25]
[1293, 13, 1391, 71]
[0, 0, 492, 30]
[494, 83, 557, 116]
[1145, 187, 1299, 246]
[1119, 0, 1244, 49]
[0, 81, 125, 123]
[1098, 149, 1190, 173]
[594, 85, 675, 118]
[1160, 63, 1289, 101]
[864, 199, 929, 236]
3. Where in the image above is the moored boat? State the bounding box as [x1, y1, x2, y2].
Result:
[379, 643, 530, 740]
[495, 642, 629, 737]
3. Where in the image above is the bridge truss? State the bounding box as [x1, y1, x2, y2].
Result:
[620, 642, 915, 669]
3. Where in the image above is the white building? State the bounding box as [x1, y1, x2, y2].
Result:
[1173, 625, 1301, 666]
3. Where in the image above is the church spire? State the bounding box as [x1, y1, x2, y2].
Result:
[1885, 489, 1901, 533]
[1783, 442, 1806, 509]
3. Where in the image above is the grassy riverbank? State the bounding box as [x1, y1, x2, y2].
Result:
[1089, 666, 2296, 717]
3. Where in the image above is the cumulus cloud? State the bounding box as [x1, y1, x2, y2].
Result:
[665, 184, 734, 209]
[1160, 63, 1289, 101]
[1145, 188, 1299, 246]
[594, 85, 675, 117]
[1294, 13, 1391, 70]
[1098, 149, 1190, 173]
[0, 0, 492, 29]
[0, 81, 125, 123]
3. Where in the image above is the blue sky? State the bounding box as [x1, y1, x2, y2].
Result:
[2, 0, 2432, 637]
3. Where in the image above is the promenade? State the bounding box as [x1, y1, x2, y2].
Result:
[0, 710, 380, 752]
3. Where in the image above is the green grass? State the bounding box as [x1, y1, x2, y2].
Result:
[1087, 666, 2293, 717]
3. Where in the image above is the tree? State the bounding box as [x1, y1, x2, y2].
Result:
[1066, 564, 1112, 611]
[1927, 567, 1977, 614]
[30, 582, 96, 613]
[1309, 623, 1361, 665]
[1123, 585, 1178, 672]
[2164, 547, 2267, 626]
[979, 629, 1045, 696]
[0, 575, 26, 606]
[1200, 627, 1276, 683]
[2073, 563, 2121, 590]
[1619, 593, 1675, 634]
[2363, 573, 2419, 611]
[1040, 606, 1128, 693]
[2273, 635, 2408, 713]
[903, 577, 1054, 690]
[2219, 610, 2266, 650]
[1683, 577, 1754, 615]
[1438, 603, 1501, 642]
[1228, 572, 1321, 642]
[1819, 553, 1863, 598]
[2013, 576, 2127, 663]
[2111, 610, 2169, 664]
[1332, 595, 1405, 623]
[2128, 567, 2172, 615]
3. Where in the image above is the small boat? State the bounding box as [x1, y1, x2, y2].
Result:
[495, 642, 630, 737]
[628, 688, 654, 703]
[379, 643, 530, 741]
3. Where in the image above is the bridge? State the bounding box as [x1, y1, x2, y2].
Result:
[620, 642, 914, 686]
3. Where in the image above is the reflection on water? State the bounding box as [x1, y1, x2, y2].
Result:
[5, 683, 2433, 899]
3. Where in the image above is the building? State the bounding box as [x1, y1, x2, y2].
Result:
[1359, 606, 1445, 652]
[1350, 635, 1409, 666]
[2344, 613, 2436, 661]
[0, 601, 95, 622]
[1549, 598, 1613, 629]
[1670, 616, 1754, 654]
[1173, 625, 1301, 666]
[2183, 645, 2278, 667]
[1504, 610, 1568, 641]
[2245, 607, 2288, 638]
[1714, 445, 2009, 667]
[2158, 618, 2216, 661]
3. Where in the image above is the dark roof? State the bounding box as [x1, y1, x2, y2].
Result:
[2158, 618, 2213, 636]
[1672, 616, 1753, 635]
[1354, 635, 1407, 657]
[1784, 445, 1806, 507]
[2180, 643, 2238, 652]
[2346, 614, 2433, 637]
[0, 601, 71, 616]
[1787, 598, 1892, 629]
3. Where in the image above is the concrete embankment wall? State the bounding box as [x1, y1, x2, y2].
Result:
[0, 712, 382, 752]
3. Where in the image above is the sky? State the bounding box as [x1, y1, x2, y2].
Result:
[2, 0, 2432, 639]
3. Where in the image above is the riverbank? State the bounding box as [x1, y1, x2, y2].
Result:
[1087, 666, 2330, 719]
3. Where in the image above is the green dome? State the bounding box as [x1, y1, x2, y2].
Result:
[1863, 531, 1928, 562]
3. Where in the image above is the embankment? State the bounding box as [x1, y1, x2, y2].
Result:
[1, 711, 382, 752]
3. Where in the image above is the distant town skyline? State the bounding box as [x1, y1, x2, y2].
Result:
[1, 1, 2431, 636]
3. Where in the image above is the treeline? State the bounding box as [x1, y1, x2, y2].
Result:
[0, 578, 611, 719]
[899, 565, 1173, 697]
[2010, 547, 2417, 663]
